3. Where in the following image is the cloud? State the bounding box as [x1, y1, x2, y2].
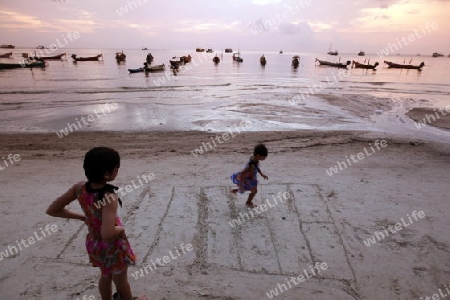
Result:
[278, 21, 313, 36]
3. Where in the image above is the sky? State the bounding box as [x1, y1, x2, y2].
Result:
[0, 0, 449, 55]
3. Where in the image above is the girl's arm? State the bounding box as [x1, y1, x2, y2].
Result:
[46, 182, 85, 221]
[257, 168, 268, 180]
[100, 192, 125, 241]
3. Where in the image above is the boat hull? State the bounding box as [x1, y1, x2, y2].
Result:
[384, 61, 424, 70]
[71, 54, 103, 61]
[353, 61, 379, 70]
[41, 53, 66, 60]
[0, 61, 46, 69]
[0, 52, 13, 58]
[316, 58, 350, 68]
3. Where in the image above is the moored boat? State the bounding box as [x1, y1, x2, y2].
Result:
[144, 63, 165, 72]
[432, 52, 444, 57]
[384, 60, 425, 70]
[181, 55, 191, 63]
[41, 53, 66, 60]
[358, 51, 365, 56]
[352, 60, 379, 69]
[71, 54, 103, 61]
[232, 52, 243, 62]
[260, 55, 266, 66]
[115, 51, 126, 62]
[128, 67, 144, 73]
[169, 57, 185, 68]
[327, 43, 338, 56]
[225, 48, 233, 53]
[292, 55, 300, 68]
[0, 60, 46, 70]
[196, 48, 205, 52]
[316, 58, 351, 68]
[0, 52, 13, 58]
[146, 53, 154, 64]
[206, 49, 213, 53]
[0, 44, 15, 49]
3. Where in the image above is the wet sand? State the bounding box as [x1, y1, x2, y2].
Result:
[406, 107, 450, 130]
[0, 130, 450, 299]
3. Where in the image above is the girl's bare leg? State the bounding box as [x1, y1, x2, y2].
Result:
[99, 273, 112, 300]
[246, 188, 257, 208]
[112, 267, 133, 300]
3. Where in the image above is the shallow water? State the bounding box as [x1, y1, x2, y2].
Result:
[0, 48, 449, 141]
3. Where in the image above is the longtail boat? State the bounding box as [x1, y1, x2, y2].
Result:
[146, 53, 154, 64]
[260, 55, 266, 66]
[315, 58, 350, 68]
[41, 53, 66, 60]
[128, 67, 144, 73]
[181, 55, 191, 63]
[196, 48, 205, 52]
[232, 52, 243, 62]
[144, 63, 165, 72]
[0, 52, 13, 58]
[352, 60, 379, 70]
[115, 51, 126, 62]
[71, 54, 103, 61]
[0, 60, 46, 70]
[384, 60, 425, 70]
[292, 55, 300, 68]
[169, 57, 184, 68]
[225, 48, 233, 53]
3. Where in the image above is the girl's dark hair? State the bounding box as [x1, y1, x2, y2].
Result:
[83, 147, 120, 182]
[254, 144, 268, 156]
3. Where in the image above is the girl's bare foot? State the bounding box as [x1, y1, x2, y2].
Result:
[246, 202, 257, 208]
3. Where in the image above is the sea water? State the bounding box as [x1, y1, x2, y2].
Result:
[0, 48, 449, 142]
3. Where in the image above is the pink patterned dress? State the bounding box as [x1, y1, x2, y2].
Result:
[77, 182, 136, 276]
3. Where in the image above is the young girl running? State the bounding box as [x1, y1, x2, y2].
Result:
[46, 147, 147, 300]
[231, 144, 269, 208]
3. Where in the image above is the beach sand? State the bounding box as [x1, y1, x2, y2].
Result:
[0, 129, 450, 300]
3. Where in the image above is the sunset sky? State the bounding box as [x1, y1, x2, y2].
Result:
[0, 0, 449, 54]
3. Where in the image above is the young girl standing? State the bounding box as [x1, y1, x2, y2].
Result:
[231, 144, 269, 208]
[46, 147, 147, 300]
